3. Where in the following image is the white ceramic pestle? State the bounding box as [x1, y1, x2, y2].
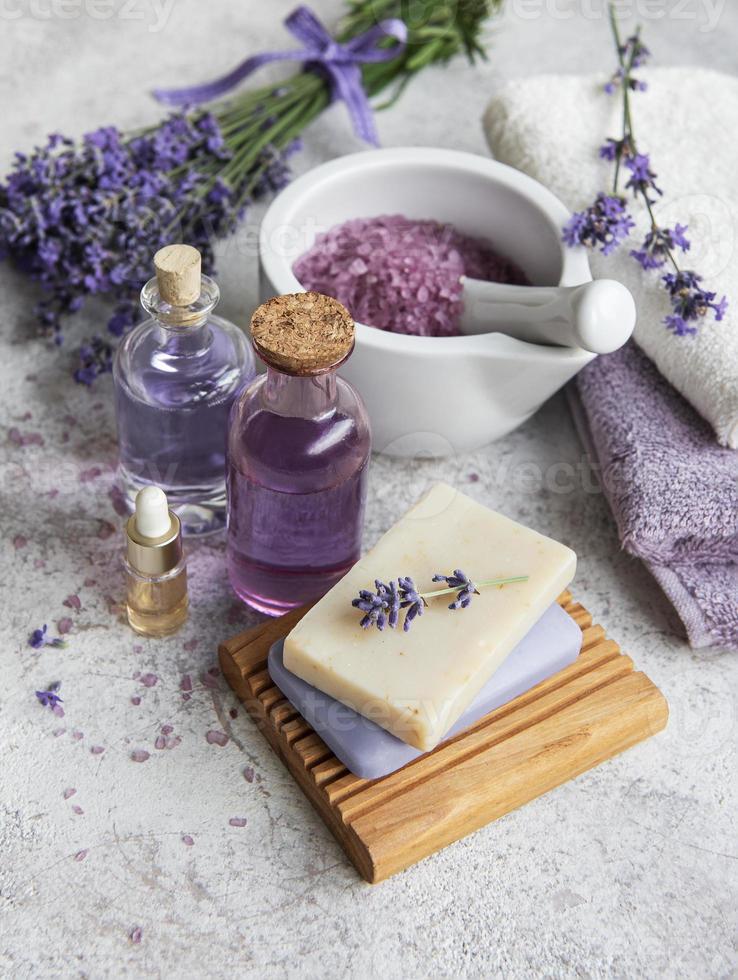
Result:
[460, 277, 636, 355]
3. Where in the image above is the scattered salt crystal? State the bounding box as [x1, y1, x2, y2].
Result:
[293, 214, 528, 337]
[108, 485, 128, 517]
[206, 730, 228, 747]
[97, 521, 116, 540]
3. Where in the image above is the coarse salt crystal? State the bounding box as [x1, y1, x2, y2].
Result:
[294, 214, 528, 337]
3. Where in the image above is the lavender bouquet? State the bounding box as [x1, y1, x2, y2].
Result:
[0, 0, 502, 383]
[563, 2, 727, 336]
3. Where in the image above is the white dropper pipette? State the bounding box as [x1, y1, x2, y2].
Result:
[134, 485, 172, 539]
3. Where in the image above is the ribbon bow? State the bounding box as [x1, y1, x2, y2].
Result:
[153, 5, 408, 146]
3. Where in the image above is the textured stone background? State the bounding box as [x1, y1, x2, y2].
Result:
[1, 1, 737, 977]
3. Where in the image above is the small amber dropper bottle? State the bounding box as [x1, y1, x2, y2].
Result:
[124, 486, 188, 637]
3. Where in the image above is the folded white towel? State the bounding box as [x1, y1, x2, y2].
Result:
[483, 67, 738, 449]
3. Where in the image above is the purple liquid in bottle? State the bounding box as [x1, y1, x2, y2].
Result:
[114, 273, 255, 535]
[227, 295, 371, 615]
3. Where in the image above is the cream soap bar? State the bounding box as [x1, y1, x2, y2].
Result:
[283, 483, 576, 752]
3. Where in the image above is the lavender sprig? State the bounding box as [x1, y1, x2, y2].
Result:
[352, 570, 529, 632]
[562, 192, 635, 256]
[562, 2, 727, 335]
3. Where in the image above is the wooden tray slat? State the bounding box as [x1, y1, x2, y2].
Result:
[219, 592, 667, 884]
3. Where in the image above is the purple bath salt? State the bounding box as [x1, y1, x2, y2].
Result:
[293, 214, 529, 337]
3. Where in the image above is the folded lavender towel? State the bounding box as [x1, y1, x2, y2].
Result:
[567, 343, 738, 649]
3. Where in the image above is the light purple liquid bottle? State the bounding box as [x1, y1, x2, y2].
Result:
[226, 294, 371, 616]
[114, 250, 255, 535]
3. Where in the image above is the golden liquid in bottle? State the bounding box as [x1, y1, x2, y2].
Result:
[125, 559, 188, 637]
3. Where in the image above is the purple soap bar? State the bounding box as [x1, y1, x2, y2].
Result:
[268, 603, 582, 780]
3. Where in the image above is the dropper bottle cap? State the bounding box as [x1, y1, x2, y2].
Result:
[126, 486, 183, 577]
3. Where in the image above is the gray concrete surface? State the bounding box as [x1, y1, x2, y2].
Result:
[1, 1, 736, 977]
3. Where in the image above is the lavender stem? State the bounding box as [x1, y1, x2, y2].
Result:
[419, 575, 529, 601]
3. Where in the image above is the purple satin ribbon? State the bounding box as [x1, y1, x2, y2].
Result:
[153, 5, 407, 146]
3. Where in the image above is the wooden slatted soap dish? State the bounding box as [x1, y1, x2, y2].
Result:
[219, 593, 668, 884]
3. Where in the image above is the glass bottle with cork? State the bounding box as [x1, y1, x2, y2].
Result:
[113, 243, 255, 535]
[226, 292, 371, 616]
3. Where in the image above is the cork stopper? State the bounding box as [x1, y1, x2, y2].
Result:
[250, 292, 355, 375]
[154, 244, 202, 306]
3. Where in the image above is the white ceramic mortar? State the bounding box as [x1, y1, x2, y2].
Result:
[259, 147, 594, 457]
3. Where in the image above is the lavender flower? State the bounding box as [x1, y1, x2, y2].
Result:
[36, 682, 63, 709]
[630, 224, 690, 271]
[599, 137, 630, 162]
[624, 153, 662, 201]
[562, 193, 635, 256]
[662, 270, 728, 336]
[604, 31, 649, 93]
[397, 576, 425, 631]
[352, 579, 400, 631]
[624, 33, 650, 70]
[28, 624, 67, 649]
[603, 67, 624, 96]
[432, 569, 479, 610]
